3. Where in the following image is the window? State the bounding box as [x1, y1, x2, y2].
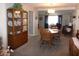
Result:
[48, 15, 58, 25]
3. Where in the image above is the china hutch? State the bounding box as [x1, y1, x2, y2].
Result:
[7, 8, 28, 49]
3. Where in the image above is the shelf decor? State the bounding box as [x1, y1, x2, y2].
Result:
[12, 3, 22, 9]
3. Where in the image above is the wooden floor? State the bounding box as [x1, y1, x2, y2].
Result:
[11, 35, 71, 56]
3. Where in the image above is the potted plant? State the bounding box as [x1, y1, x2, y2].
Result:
[12, 3, 22, 9]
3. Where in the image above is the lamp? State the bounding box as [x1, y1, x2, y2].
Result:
[48, 9, 55, 13]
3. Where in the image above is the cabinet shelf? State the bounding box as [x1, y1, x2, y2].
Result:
[7, 16, 21, 19]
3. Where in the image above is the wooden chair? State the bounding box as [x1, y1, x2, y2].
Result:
[53, 30, 60, 41]
[39, 28, 52, 47]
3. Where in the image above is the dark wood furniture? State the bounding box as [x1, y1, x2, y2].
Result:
[7, 8, 28, 49]
[69, 38, 79, 56]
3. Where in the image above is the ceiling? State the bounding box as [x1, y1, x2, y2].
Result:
[23, 3, 79, 8]
[38, 10, 74, 16]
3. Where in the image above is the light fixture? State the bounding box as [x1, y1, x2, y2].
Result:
[48, 9, 55, 13]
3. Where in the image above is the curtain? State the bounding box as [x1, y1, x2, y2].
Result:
[44, 15, 48, 28]
[58, 15, 62, 25]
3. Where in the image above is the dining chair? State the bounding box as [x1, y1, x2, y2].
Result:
[53, 30, 60, 41]
[39, 28, 52, 47]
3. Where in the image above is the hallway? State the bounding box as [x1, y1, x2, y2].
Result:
[12, 35, 71, 56]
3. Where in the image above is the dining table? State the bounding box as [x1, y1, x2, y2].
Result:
[48, 28, 59, 34]
[48, 28, 59, 40]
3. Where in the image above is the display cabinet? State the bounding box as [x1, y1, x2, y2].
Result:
[7, 8, 28, 49]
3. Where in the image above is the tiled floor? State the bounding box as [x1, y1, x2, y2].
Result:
[11, 35, 71, 56]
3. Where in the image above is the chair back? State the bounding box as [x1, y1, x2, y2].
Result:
[43, 30, 51, 40]
[39, 28, 51, 41]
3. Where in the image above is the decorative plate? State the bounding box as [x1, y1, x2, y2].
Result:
[17, 20, 21, 26]
[14, 13, 21, 18]
[8, 13, 12, 18]
[23, 19, 27, 25]
[17, 31, 21, 34]
[14, 13, 17, 18]
[8, 21, 12, 27]
[9, 32, 12, 35]
[23, 13, 26, 18]
[14, 21, 18, 26]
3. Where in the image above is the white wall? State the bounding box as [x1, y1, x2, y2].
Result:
[73, 9, 79, 35]
[62, 14, 72, 26]
[33, 11, 39, 35]
[0, 4, 7, 49]
[38, 15, 45, 28]
[6, 3, 14, 9]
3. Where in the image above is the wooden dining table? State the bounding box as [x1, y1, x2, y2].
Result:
[45, 28, 59, 35]
[48, 28, 59, 34]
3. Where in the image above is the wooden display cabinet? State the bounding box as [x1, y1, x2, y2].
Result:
[7, 8, 28, 49]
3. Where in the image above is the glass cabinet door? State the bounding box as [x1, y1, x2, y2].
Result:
[22, 12, 28, 32]
[23, 12, 28, 18]
[14, 19, 22, 34]
[8, 12, 12, 18]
